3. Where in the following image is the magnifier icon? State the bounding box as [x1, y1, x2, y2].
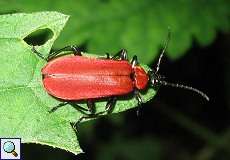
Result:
[3, 141, 18, 157]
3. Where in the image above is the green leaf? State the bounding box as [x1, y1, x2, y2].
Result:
[0, 0, 229, 62]
[0, 12, 83, 155]
[0, 12, 157, 155]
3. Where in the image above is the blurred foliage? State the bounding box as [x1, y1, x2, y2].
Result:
[96, 136, 162, 160]
[0, 0, 229, 63]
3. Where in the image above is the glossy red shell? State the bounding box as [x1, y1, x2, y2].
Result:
[42, 55, 149, 100]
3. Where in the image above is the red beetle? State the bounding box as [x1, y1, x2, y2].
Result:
[41, 53, 148, 101]
[32, 37, 209, 124]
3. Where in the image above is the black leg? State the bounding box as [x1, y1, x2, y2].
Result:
[69, 102, 90, 114]
[134, 90, 143, 116]
[105, 97, 117, 113]
[48, 45, 81, 60]
[32, 46, 48, 61]
[131, 55, 139, 68]
[49, 101, 91, 114]
[105, 53, 110, 59]
[48, 102, 69, 113]
[87, 100, 96, 114]
[72, 115, 94, 132]
[112, 49, 128, 60]
[32, 45, 81, 61]
[73, 98, 117, 131]
[73, 100, 96, 131]
[98, 49, 127, 60]
[97, 53, 111, 60]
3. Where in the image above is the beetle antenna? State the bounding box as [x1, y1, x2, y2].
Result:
[159, 80, 209, 101]
[156, 28, 171, 74]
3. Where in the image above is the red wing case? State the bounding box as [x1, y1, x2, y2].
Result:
[42, 55, 134, 100]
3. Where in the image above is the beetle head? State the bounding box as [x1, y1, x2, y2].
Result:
[148, 70, 162, 87]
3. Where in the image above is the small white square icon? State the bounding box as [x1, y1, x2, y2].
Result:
[0, 138, 21, 160]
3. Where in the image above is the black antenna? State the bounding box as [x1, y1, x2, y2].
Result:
[159, 80, 209, 101]
[152, 28, 209, 101]
[156, 28, 171, 74]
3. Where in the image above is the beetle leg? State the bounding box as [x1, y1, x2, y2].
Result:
[105, 53, 110, 59]
[48, 102, 69, 113]
[32, 46, 48, 61]
[97, 53, 111, 60]
[87, 100, 96, 114]
[134, 89, 143, 116]
[88, 97, 117, 116]
[73, 115, 93, 132]
[72, 46, 82, 56]
[99, 50, 127, 60]
[73, 98, 117, 131]
[131, 55, 139, 68]
[112, 49, 128, 60]
[69, 102, 91, 114]
[74, 99, 95, 124]
[48, 45, 81, 60]
[73, 100, 96, 131]
[105, 97, 117, 113]
[49, 101, 91, 115]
